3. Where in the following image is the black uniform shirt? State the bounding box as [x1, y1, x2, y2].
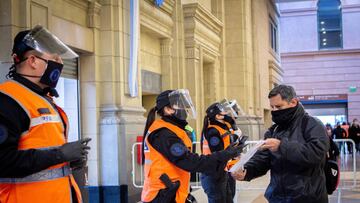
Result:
[147, 116, 226, 174]
[0, 75, 64, 178]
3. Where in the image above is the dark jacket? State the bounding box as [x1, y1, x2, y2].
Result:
[244, 104, 329, 203]
[349, 125, 360, 144]
[333, 126, 346, 140]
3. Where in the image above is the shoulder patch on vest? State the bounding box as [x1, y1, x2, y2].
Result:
[209, 136, 220, 146]
[0, 125, 8, 144]
[170, 143, 186, 157]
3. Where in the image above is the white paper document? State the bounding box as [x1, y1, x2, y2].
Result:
[229, 140, 266, 173]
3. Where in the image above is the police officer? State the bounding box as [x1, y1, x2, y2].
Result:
[200, 102, 246, 203]
[141, 89, 245, 203]
[0, 26, 91, 203]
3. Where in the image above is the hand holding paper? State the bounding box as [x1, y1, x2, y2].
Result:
[229, 140, 266, 173]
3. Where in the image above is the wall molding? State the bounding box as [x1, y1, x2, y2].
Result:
[183, 3, 223, 55]
[140, 0, 173, 38]
[281, 49, 360, 57]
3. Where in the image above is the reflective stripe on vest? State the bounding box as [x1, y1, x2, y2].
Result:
[30, 115, 62, 128]
[0, 166, 71, 183]
[141, 119, 192, 203]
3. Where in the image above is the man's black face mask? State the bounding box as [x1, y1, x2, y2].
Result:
[271, 105, 298, 126]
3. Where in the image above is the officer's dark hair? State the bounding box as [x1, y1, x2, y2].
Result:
[7, 30, 34, 79]
[141, 90, 173, 164]
[268, 84, 297, 102]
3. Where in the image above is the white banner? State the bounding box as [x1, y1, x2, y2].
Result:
[128, 0, 139, 97]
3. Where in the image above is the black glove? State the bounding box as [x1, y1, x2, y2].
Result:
[215, 141, 247, 162]
[59, 138, 91, 162]
[237, 135, 248, 145]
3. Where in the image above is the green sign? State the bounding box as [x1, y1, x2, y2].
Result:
[349, 86, 357, 93]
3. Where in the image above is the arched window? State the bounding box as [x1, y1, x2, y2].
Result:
[318, 0, 342, 49]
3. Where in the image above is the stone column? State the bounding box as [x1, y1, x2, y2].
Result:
[225, 0, 259, 140]
[161, 38, 173, 90]
[185, 44, 203, 134]
[99, 105, 122, 203]
[117, 105, 146, 202]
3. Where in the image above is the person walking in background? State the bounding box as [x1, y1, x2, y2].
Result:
[333, 122, 347, 154]
[341, 122, 351, 153]
[349, 119, 360, 153]
[325, 123, 333, 138]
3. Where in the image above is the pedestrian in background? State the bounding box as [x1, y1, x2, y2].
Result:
[349, 119, 360, 153]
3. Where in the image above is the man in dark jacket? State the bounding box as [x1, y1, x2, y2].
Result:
[349, 119, 360, 152]
[232, 85, 329, 203]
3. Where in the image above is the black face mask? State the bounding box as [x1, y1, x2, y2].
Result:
[39, 60, 63, 88]
[174, 109, 188, 121]
[271, 105, 298, 126]
[223, 115, 235, 124]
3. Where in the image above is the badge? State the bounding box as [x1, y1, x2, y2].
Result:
[170, 143, 186, 157]
[209, 137, 220, 146]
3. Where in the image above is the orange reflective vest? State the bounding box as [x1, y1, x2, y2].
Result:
[201, 122, 238, 170]
[0, 80, 82, 203]
[141, 119, 192, 203]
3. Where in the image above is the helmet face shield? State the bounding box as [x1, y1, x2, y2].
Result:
[169, 89, 196, 119]
[214, 103, 226, 114]
[23, 25, 78, 59]
[220, 99, 241, 118]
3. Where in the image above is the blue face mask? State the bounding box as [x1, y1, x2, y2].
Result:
[39, 60, 63, 88]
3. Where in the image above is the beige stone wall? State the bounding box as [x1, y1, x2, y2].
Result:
[140, 31, 162, 74]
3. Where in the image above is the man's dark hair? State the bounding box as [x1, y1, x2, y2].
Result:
[268, 84, 297, 102]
